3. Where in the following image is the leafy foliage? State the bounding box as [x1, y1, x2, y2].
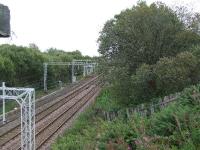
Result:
[131, 64, 155, 104]
[130, 51, 200, 103]
[0, 44, 90, 88]
[52, 84, 200, 150]
[98, 2, 200, 68]
[0, 55, 15, 83]
[98, 1, 200, 105]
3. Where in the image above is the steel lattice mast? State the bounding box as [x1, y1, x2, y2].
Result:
[0, 82, 35, 150]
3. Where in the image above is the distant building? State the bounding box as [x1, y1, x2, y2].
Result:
[0, 4, 10, 37]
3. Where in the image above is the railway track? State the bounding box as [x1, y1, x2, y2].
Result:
[0, 76, 99, 143]
[0, 75, 95, 127]
[0, 75, 102, 149]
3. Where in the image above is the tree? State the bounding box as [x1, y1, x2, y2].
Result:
[0, 44, 89, 88]
[130, 52, 199, 103]
[154, 52, 198, 95]
[175, 5, 200, 34]
[98, 1, 200, 105]
[98, 2, 200, 72]
[0, 55, 15, 84]
[29, 43, 39, 50]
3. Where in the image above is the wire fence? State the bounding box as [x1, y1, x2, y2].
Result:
[99, 93, 182, 121]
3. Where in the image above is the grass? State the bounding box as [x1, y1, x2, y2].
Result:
[0, 100, 18, 115]
[52, 88, 135, 150]
[52, 85, 200, 150]
[0, 85, 63, 115]
[51, 88, 108, 149]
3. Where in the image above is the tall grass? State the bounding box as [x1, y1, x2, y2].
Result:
[52, 85, 200, 150]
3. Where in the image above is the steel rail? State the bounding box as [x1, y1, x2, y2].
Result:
[0, 76, 100, 148]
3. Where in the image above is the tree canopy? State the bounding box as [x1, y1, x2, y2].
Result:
[0, 44, 90, 88]
[98, 1, 200, 105]
[98, 2, 200, 71]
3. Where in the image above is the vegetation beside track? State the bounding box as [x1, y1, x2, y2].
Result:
[98, 1, 200, 106]
[1, 1, 196, 149]
[1, 1, 200, 149]
[52, 2, 200, 149]
[0, 44, 92, 114]
[0, 44, 92, 92]
[52, 84, 200, 150]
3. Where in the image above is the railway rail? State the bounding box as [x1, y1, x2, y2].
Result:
[0, 75, 95, 127]
[0, 75, 102, 149]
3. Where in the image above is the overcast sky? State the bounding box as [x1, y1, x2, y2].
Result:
[0, 0, 199, 56]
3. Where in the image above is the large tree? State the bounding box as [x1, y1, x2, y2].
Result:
[98, 2, 200, 105]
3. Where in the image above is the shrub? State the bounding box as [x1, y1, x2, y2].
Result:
[131, 64, 156, 104]
[0, 55, 15, 84]
[130, 52, 199, 104]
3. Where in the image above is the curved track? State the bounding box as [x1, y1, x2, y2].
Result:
[0, 75, 101, 149]
[0, 76, 95, 127]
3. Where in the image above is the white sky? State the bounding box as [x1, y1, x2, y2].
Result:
[0, 0, 199, 56]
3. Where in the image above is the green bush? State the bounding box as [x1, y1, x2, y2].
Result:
[131, 64, 156, 104]
[98, 1, 200, 105]
[149, 104, 190, 136]
[130, 52, 199, 104]
[0, 55, 15, 84]
[0, 44, 90, 87]
[154, 52, 198, 95]
[145, 84, 200, 149]
[110, 67, 133, 106]
[52, 85, 200, 150]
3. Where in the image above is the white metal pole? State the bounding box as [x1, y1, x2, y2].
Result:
[33, 90, 35, 150]
[20, 103, 23, 149]
[44, 63, 47, 92]
[85, 63, 87, 76]
[28, 91, 32, 150]
[91, 65, 93, 74]
[71, 61, 74, 83]
[89, 65, 92, 75]
[86, 64, 89, 75]
[2, 82, 5, 123]
[83, 65, 86, 77]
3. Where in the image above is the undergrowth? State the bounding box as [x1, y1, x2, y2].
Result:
[52, 85, 200, 150]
